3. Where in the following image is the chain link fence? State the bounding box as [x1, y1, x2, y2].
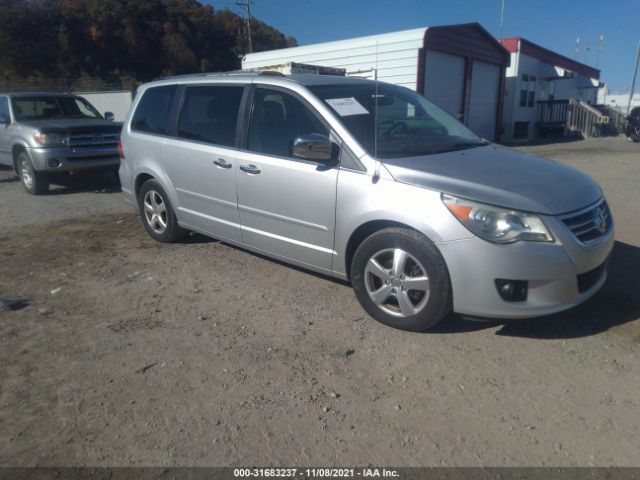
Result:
[0, 76, 135, 93]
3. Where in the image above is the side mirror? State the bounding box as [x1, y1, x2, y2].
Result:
[0, 114, 9, 125]
[292, 133, 335, 162]
[104, 112, 115, 121]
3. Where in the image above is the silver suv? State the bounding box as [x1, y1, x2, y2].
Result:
[0, 92, 121, 194]
[119, 73, 614, 331]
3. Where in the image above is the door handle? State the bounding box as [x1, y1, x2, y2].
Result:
[239, 164, 261, 174]
[213, 158, 232, 169]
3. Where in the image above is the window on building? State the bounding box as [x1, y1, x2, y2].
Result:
[519, 73, 537, 108]
[528, 91, 535, 107]
[178, 85, 244, 147]
[132, 85, 177, 135]
[513, 121, 529, 139]
[520, 90, 528, 107]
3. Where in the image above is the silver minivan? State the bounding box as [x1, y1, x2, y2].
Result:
[119, 72, 614, 331]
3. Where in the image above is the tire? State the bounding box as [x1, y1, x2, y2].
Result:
[351, 227, 452, 331]
[138, 179, 188, 243]
[18, 153, 49, 195]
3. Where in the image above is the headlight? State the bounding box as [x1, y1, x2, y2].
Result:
[33, 132, 67, 146]
[442, 193, 553, 244]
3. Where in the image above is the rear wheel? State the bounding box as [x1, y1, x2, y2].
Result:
[351, 227, 452, 331]
[18, 153, 49, 195]
[138, 179, 187, 243]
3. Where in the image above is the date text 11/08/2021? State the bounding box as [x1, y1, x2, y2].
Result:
[233, 468, 400, 478]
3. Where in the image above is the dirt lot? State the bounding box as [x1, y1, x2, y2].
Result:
[1, 136, 639, 467]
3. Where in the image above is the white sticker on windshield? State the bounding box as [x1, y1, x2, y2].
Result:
[325, 97, 369, 116]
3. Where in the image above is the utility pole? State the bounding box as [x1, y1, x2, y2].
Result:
[236, 0, 253, 53]
[575, 37, 580, 59]
[628, 39, 640, 114]
[596, 34, 604, 68]
[499, 0, 505, 44]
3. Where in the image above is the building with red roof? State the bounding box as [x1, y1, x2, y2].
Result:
[500, 37, 601, 141]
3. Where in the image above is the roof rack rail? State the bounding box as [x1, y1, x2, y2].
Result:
[159, 70, 286, 81]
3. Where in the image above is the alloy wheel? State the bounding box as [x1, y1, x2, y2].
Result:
[364, 248, 430, 317]
[20, 161, 33, 189]
[143, 190, 168, 234]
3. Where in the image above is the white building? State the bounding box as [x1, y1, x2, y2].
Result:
[500, 37, 601, 142]
[597, 88, 640, 113]
[243, 24, 510, 141]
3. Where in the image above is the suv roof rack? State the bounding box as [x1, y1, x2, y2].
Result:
[160, 70, 285, 81]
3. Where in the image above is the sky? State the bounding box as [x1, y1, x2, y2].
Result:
[207, 0, 640, 92]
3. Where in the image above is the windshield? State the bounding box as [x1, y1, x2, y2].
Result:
[11, 96, 102, 121]
[309, 82, 486, 159]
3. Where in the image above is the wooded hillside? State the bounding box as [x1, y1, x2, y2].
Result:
[0, 0, 297, 81]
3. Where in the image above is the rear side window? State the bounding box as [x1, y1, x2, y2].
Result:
[178, 85, 244, 147]
[0, 97, 8, 119]
[131, 85, 177, 135]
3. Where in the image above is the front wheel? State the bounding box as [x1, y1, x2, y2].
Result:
[18, 153, 49, 195]
[138, 179, 188, 243]
[351, 227, 452, 331]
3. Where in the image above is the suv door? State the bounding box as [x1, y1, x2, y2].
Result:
[0, 96, 11, 166]
[163, 84, 245, 242]
[234, 86, 339, 271]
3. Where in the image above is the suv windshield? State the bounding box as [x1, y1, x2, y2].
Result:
[309, 83, 486, 159]
[11, 96, 102, 121]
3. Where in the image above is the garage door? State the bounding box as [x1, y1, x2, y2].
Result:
[423, 50, 465, 118]
[467, 60, 501, 140]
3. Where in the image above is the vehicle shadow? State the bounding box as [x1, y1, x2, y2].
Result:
[0, 165, 18, 183]
[48, 172, 121, 195]
[183, 232, 220, 245]
[433, 240, 640, 339]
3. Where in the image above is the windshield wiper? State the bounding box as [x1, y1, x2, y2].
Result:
[431, 140, 489, 154]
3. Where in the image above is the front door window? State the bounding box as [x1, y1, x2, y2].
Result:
[248, 88, 329, 158]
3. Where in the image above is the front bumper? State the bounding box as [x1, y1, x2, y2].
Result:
[437, 218, 615, 319]
[28, 146, 120, 172]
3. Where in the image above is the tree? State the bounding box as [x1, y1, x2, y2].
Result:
[0, 0, 298, 81]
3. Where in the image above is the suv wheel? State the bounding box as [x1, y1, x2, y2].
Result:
[138, 179, 187, 243]
[351, 227, 452, 331]
[18, 153, 49, 195]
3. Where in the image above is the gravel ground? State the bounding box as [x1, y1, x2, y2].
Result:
[0, 136, 639, 467]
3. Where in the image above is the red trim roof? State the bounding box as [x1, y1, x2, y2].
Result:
[500, 37, 600, 79]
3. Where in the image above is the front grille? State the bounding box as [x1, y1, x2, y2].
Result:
[577, 261, 608, 293]
[68, 133, 119, 148]
[66, 153, 119, 161]
[562, 200, 612, 246]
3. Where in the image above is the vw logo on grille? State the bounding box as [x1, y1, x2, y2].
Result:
[593, 206, 607, 234]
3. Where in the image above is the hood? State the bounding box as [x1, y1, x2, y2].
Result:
[382, 144, 602, 215]
[21, 119, 122, 134]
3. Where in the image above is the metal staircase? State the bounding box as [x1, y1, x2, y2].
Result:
[537, 99, 612, 138]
